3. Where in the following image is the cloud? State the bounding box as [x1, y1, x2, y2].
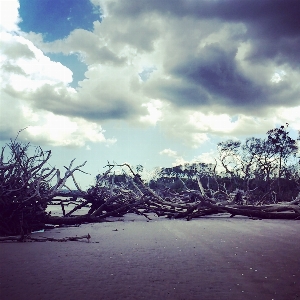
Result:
[0, 10, 116, 147]
[25, 110, 116, 147]
[0, 0, 21, 32]
[159, 148, 186, 166]
[98, 0, 300, 67]
[170, 44, 263, 106]
[159, 148, 178, 158]
[187, 112, 277, 136]
[6, 32, 149, 124]
[140, 99, 162, 125]
[1, 33, 73, 92]
[2, 39, 35, 60]
[91, 0, 300, 113]
[2, 0, 300, 151]
[159, 148, 220, 168]
[276, 106, 300, 130]
[0, 86, 116, 147]
[26, 0, 300, 116]
[31, 28, 126, 65]
[194, 151, 218, 166]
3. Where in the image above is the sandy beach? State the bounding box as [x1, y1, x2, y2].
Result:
[1, 214, 300, 300]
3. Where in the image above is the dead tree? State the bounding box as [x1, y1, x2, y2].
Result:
[1, 135, 299, 239]
[0, 135, 87, 235]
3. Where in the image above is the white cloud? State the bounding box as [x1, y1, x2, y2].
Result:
[160, 148, 178, 158]
[1, 33, 73, 93]
[159, 148, 187, 166]
[159, 148, 221, 168]
[0, 11, 116, 148]
[271, 71, 287, 83]
[189, 112, 235, 133]
[187, 112, 277, 137]
[0, 0, 20, 32]
[26, 111, 116, 147]
[276, 106, 300, 130]
[194, 151, 218, 165]
[0, 99, 116, 147]
[140, 99, 162, 125]
[190, 133, 210, 148]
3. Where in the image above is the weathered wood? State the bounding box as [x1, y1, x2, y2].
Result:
[2, 147, 300, 237]
[44, 215, 107, 225]
[0, 137, 89, 235]
[65, 199, 91, 217]
[0, 234, 91, 243]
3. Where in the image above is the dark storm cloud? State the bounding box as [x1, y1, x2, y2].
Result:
[108, 0, 300, 65]
[23, 83, 144, 122]
[144, 37, 300, 113]
[110, 0, 300, 34]
[170, 44, 263, 106]
[117, 0, 300, 113]
[144, 77, 211, 107]
[246, 35, 300, 66]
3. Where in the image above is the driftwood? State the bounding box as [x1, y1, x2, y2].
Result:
[42, 163, 300, 224]
[0, 134, 89, 236]
[45, 215, 107, 225]
[1, 136, 299, 238]
[0, 234, 91, 243]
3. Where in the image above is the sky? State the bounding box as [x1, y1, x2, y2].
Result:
[0, 0, 300, 188]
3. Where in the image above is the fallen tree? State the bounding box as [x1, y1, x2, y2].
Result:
[1, 135, 299, 238]
[42, 163, 300, 226]
[0, 132, 88, 236]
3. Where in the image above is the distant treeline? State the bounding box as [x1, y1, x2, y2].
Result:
[104, 124, 300, 203]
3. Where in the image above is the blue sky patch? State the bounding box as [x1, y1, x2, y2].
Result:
[18, 0, 101, 42]
[139, 67, 157, 82]
[47, 53, 88, 88]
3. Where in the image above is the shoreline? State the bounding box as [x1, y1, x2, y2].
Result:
[1, 215, 300, 300]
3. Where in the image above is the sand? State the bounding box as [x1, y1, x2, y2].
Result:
[0, 214, 300, 300]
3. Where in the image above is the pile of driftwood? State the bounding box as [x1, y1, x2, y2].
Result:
[1, 136, 300, 238]
[46, 163, 300, 228]
[0, 135, 88, 236]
